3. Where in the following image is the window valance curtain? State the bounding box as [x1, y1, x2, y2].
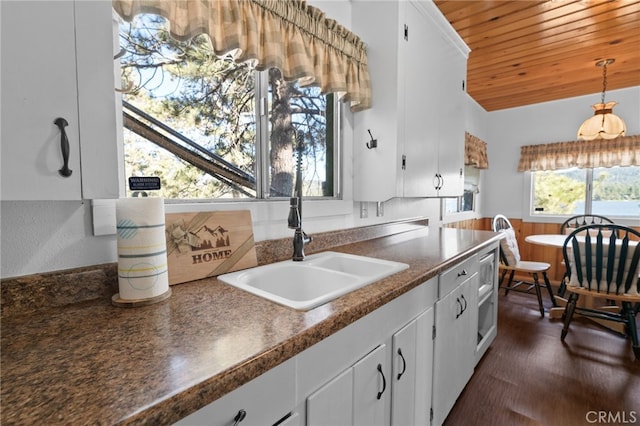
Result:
[112, 0, 371, 112]
[518, 134, 640, 172]
[465, 132, 489, 169]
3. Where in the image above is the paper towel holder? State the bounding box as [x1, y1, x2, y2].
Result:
[111, 288, 172, 308]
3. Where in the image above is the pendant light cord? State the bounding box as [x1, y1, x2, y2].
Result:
[601, 62, 608, 104]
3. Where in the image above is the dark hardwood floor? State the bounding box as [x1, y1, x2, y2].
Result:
[444, 290, 640, 426]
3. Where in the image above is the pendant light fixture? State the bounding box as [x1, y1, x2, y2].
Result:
[577, 59, 626, 140]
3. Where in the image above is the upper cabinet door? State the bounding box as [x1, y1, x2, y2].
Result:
[1, 1, 119, 201]
[1, 1, 82, 200]
[351, 0, 404, 202]
[401, 1, 441, 197]
[435, 32, 467, 197]
[352, 0, 469, 201]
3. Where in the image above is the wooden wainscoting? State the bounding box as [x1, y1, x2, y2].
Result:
[443, 218, 491, 231]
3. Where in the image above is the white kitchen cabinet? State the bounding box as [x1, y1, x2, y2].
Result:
[402, 2, 467, 198]
[307, 367, 355, 426]
[432, 258, 479, 426]
[276, 412, 303, 426]
[306, 307, 435, 426]
[171, 246, 497, 426]
[427, 25, 467, 198]
[307, 344, 387, 426]
[1, 1, 119, 200]
[352, 0, 469, 202]
[174, 356, 297, 426]
[351, 0, 404, 202]
[476, 243, 499, 364]
[391, 308, 434, 426]
[353, 345, 388, 426]
[299, 278, 437, 426]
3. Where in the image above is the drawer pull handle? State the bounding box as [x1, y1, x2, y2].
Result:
[54, 117, 72, 177]
[457, 270, 468, 277]
[233, 409, 247, 425]
[396, 348, 407, 380]
[376, 363, 386, 400]
[455, 297, 463, 318]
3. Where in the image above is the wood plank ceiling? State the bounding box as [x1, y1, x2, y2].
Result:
[433, 0, 640, 111]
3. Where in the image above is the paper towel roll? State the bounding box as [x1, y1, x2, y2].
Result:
[116, 197, 169, 301]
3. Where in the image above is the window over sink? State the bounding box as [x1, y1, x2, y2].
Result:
[117, 13, 341, 201]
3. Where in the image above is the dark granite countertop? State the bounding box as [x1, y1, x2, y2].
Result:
[1, 225, 500, 425]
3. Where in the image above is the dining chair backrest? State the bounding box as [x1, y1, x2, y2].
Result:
[562, 224, 640, 296]
[492, 214, 512, 232]
[560, 214, 614, 235]
[492, 214, 520, 266]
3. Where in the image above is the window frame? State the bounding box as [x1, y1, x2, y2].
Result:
[116, 14, 344, 204]
[523, 168, 640, 227]
[441, 166, 481, 224]
[121, 92, 351, 220]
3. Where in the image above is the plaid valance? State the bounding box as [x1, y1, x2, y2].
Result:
[465, 132, 489, 169]
[113, 0, 371, 112]
[518, 134, 640, 172]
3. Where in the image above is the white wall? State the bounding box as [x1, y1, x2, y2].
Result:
[482, 86, 640, 220]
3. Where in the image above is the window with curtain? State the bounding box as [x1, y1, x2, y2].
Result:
[113, 0, 370, 200]
[443, 133, 488, 218]
[519, 135, 640, 218]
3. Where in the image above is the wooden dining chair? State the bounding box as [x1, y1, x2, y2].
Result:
[492, 214, 555, 317]
[561, 224, 640, 359]
[558, 215, 615, 297]
[560, 214, 614, 234]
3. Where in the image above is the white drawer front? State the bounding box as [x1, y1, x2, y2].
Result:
[439, 254, 479, 298]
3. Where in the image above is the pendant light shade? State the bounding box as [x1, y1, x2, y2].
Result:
[577, 59, 626, 141]
[577, 101, 627, 140]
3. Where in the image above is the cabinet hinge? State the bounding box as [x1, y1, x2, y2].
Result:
[402, 154, 406, 170]
[404, 24, 409, 41]
[432, 324, 436, 340]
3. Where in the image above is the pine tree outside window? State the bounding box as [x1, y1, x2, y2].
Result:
[118, 14, 339, 201]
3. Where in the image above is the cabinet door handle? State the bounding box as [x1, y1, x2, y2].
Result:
[438, 174, 444, 190]
[376, 363, 386, 400]
[455, 297, 463, 318]
[54, 117, 72, 177]
[396, 348, 407, 380]
[460, 294, 467, 314]
[457, 269, 468, 277]
[233, 409, 247, 425]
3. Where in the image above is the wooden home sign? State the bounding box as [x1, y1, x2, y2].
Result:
[165, 210, 258, 285]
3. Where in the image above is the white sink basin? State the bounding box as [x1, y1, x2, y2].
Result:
[218, 251, 409, 310]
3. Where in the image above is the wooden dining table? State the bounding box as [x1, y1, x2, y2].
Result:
[525, 233, 636, 333]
